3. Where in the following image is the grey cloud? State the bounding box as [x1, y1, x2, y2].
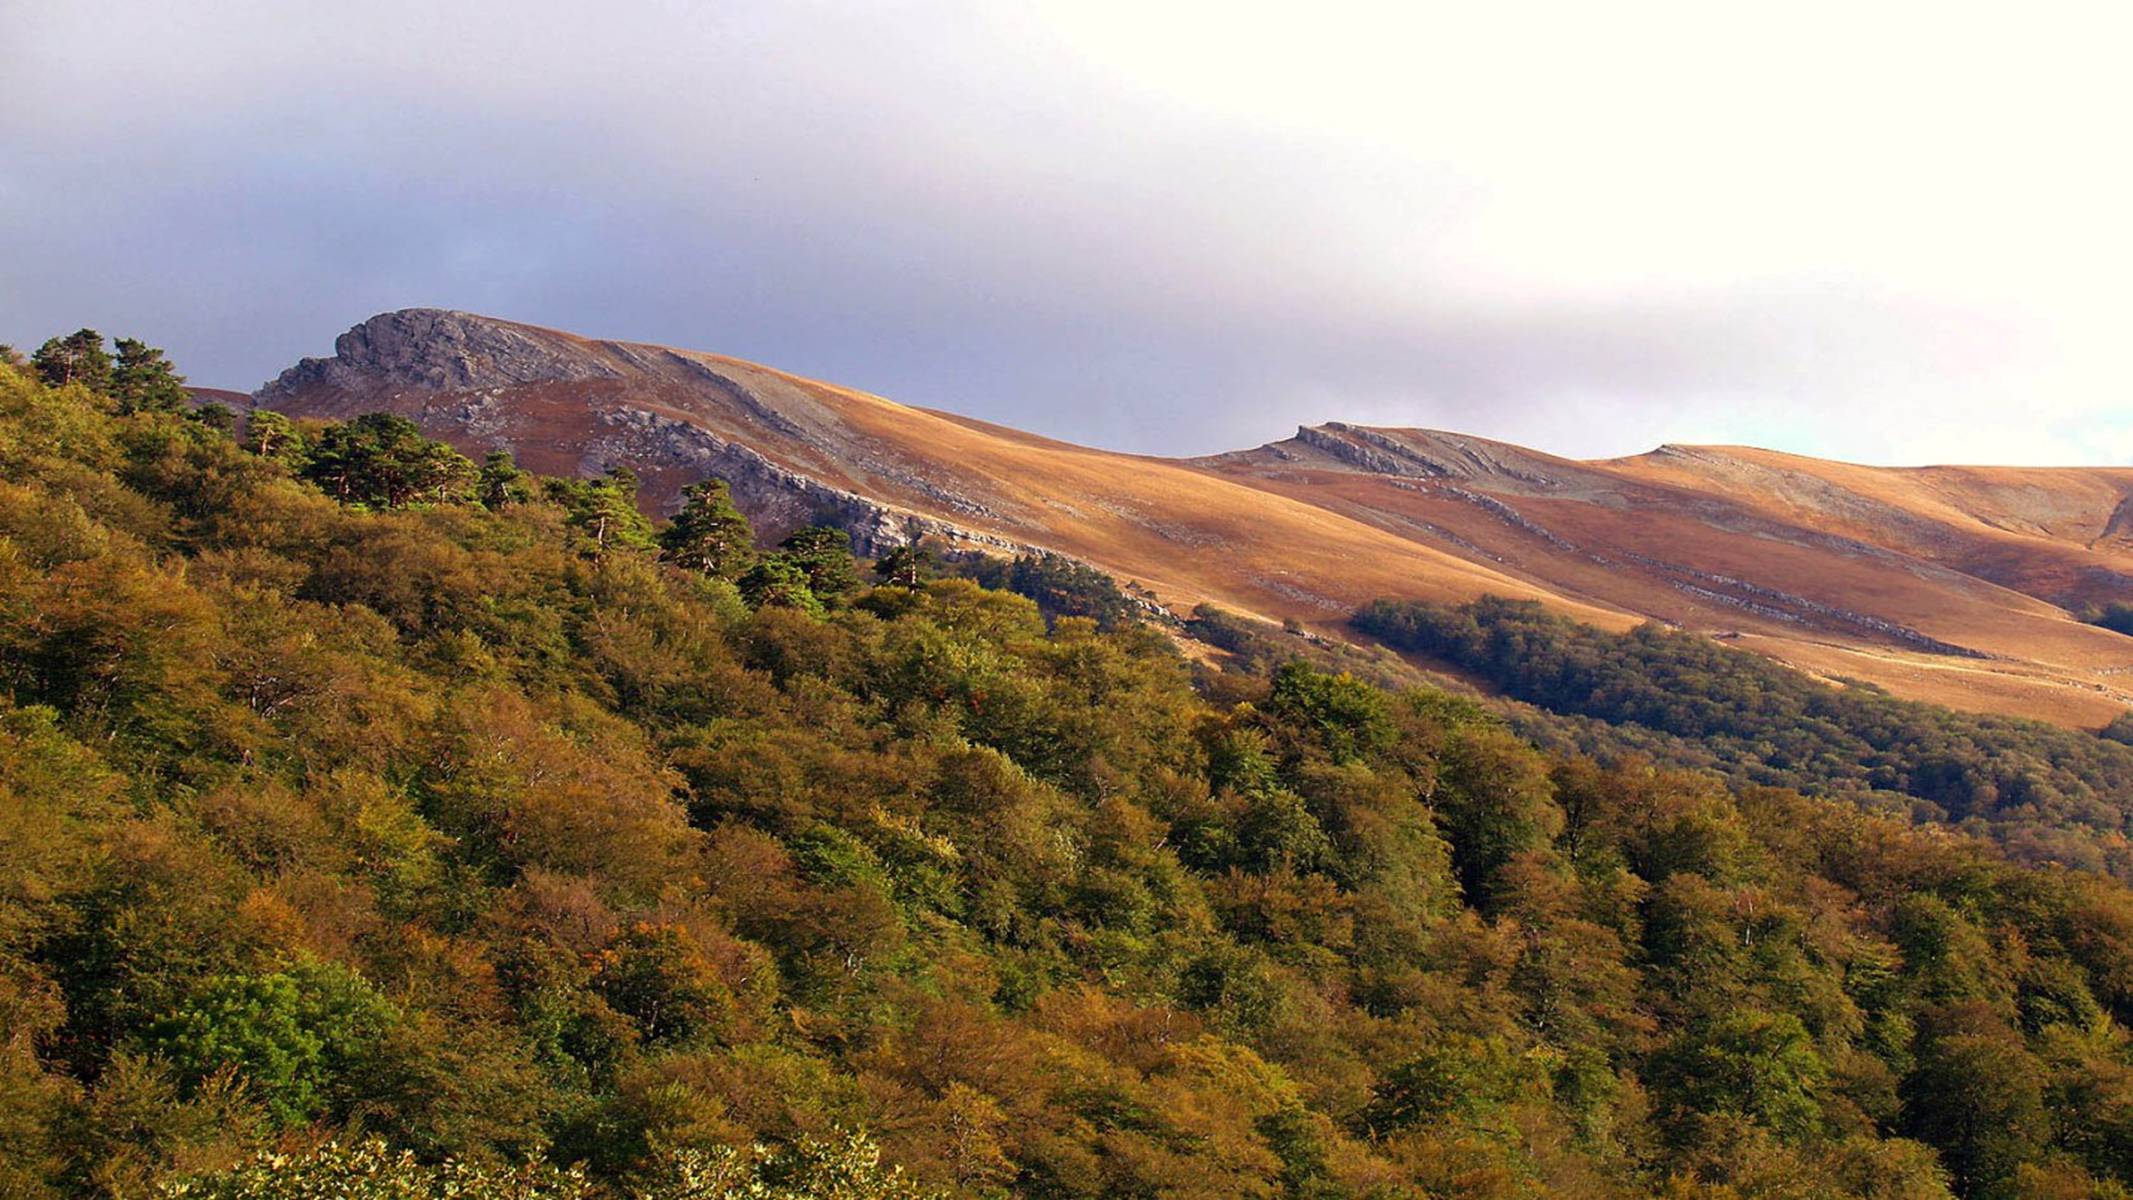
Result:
[3, 1, 2126, 465]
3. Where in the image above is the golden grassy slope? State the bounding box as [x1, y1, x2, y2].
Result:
[1196, 429, 2133, 726]
[261, 312, 2133, 728]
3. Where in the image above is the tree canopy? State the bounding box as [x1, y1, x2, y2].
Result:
[2, 351, 2133, 1198]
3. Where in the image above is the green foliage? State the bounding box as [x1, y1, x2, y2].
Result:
[32, 329, 113, 391]
[953, 551, 1139, 629]
[162, 1139, 593, 1199]
[738, 555, 823, 615]
[2083, 602, 2133, 637]
[303, 412, 477, 508]
[776, 527, 861, 602]
[1358, 596, 2133, 879]
[556, 468, 659, 556]
[660, 479, 755, 578]
[111, 338, 191, 414]
[479, 450, 535, 508]
[870, 544, 931, 589]
[1902, 1004, 2053, 1199]
[1266, 661, 1393, 764]
[242, 409, 304, 464]
[162, 1132, 938, 1199]
[1652, 1009, 1829, 1141]
[4, 365, 2133, 1197]
[145, 958, 401, 1127]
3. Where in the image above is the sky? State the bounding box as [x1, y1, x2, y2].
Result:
[4, 0, 2130, 464]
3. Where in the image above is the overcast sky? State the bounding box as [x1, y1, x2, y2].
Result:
[5, 1, 2130, 464]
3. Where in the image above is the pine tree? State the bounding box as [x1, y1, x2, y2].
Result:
[110, 338, 190, 413]
[244, 410, 305, 463]
[738, 554, 824, 614]
[31, 329, 113, 392]
[659, 479, 756, 578]
[778, 525, 862, 601]
[191, 403, 237, 435]
[303, 413, 475, 508]
[477, 451, 534, 508]
[873, 543, 934, 589]
[565, 468, 657, 556]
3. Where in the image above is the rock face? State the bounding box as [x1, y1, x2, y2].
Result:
[584, 405, 1023, 557]
[257, 309, 619, 405]
[253, 309, 1039, 558]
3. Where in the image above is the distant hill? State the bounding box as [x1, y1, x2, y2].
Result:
[255, 309, 2133, 727]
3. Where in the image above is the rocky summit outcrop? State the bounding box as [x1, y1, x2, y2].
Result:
[252, 308, 2133, 728]
[256, 309, 620, 406]
[252, 309, 1046, 559]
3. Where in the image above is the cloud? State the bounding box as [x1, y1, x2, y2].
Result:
[3, 0, 2129, 463]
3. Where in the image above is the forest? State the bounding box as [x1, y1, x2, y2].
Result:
[1355, 597, 2133, 881]
[3, 336, 2133, 1198]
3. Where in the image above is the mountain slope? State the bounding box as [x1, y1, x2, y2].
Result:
[256, 310, 2133, 727]
[253, 310, 1622, 625]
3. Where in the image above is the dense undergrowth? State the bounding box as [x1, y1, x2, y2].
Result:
[3, 350, 2133, 1198]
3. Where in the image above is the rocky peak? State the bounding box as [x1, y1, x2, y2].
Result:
[1297, 423, 1563, 489]
[255, 308, 621, 402]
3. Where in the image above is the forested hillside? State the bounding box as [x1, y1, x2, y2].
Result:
[4, 340, 2133, 1199]
[1355, 597, 2133, 879]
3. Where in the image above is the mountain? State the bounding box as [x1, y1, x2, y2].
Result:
[255, 309, 2133, 727]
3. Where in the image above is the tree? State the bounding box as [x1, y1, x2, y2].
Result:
[778, 526, 862, 601]
[110, 339, 190, 414]
[660, 479, 756, 577]
[476, 451, 534, 508]
[31, 329, 112, 392]
[739, 555, 824, 615]
[563, 468, 657, 556]
[1651, 1009, 1828, 1142]
[145, 959, 400, 1129]
[2101, 711, 2133, 747]
[1265, 662, 1394, 764]
[189, 404, 236, 436]
[588, 922, 737, 1048]
[241, 409, 304, 463]
[873, 543, 933, 589]
[1431, 726, 1563, 910]
[162, 1132, 940, 1199]
[304, 412, 477, 508]
[1901, 1003, 2050, 1197]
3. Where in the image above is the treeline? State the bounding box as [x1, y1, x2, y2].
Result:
[4, 347, 2133, 1198]
[1355, 596, 2133, 879]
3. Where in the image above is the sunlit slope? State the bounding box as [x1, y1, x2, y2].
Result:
[256, 311, 1621, 638]
[1198, 425, 2133, 725]
[260, 311, 2133, 727]
[695, 359, 1617, 625]
[1610, 444, 2133, 608]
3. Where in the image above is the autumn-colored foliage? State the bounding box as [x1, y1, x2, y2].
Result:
[2, 353, 2133, 1198]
